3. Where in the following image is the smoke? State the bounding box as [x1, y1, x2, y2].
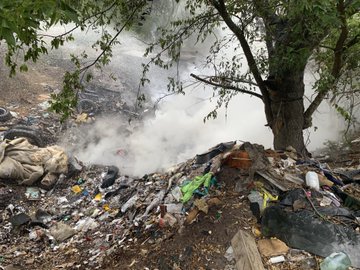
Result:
[303, 70, 345, 149]
[47, 18, 345, 177]
[64, 90, 271, 176]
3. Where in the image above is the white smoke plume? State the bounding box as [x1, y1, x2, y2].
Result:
[48, 22, 344, 177]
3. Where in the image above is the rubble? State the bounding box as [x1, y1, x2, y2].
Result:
[0, 94, 360, 269]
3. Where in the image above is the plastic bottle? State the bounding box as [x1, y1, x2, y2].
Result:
[121, 194, 139, 213]
[320, 252, 351, 270]
[305, 171, 320, 191]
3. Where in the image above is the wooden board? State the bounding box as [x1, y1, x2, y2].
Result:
[256, 170, 288, 191]
[231, 229, 265, 270]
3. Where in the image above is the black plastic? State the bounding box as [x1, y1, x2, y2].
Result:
[101, 166, 119, 188]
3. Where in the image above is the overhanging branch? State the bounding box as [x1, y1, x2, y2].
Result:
[211, 0, 273, 124]
[190, 73, 263, 100]
[79, 3, 143, 79]
[304, 0, 349, 127]
[39, 1, 118, 39]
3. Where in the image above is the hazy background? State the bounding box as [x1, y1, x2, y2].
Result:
[44, 18, 343, 177]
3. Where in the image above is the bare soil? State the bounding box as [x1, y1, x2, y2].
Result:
[0, 50, 65, 116]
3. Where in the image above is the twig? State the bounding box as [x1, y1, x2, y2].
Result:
[302, 188, 327, 221]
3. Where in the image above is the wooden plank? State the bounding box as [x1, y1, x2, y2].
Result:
[256, 170, 288, 191]
[283, 173, 304, 185]
[231, 229, 265, 270]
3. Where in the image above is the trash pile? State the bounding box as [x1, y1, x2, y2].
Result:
[0, 133, 359, 269]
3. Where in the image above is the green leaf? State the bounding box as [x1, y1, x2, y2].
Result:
[19, 64, 28, 72]
[2, 27, 15, 46]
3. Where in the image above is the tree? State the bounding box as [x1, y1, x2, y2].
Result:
[0, 0, 153, 118]
[0, 0, 80, 75]
[140, 0, 359, 155]
[1, 0, 359, 154]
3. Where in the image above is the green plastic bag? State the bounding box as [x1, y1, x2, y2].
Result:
[181, 172, 212, 203]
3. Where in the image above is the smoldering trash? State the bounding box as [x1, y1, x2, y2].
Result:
[0, 98, 359, 270]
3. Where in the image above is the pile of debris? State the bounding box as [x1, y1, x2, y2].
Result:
[0, 135, 359, 269]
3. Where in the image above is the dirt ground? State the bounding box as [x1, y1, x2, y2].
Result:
[0, 49, 65, 116]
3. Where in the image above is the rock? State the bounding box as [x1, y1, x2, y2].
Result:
[224, 246, 235, 262]
[163, 213, 177, 227]
[299, 257, 317, 270]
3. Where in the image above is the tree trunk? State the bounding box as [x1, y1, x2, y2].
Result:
[266, 71, 307, 155]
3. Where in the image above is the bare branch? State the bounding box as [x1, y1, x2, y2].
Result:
[190, 73, 263, 100]
[79, 3, 143, 80]
[210, 0, 273, 124]
[228, 76, 258, 87]
[319, 45, 335, 51]
[39, 24, 80, 39]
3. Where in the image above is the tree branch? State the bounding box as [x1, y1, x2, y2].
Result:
[319, 45, 335, 51]
[39, 1, 118, 39]
[304, 0, 349, 128]
[201, 74, 258, 87]
[344, 34, 359, 50]
[227, 76, 258, 87]
[210, 0, 273, 124]
[190, 73, 263, 100]
[79, 3, 143, 80]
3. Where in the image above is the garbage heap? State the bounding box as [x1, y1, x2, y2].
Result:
[0, 139, 359, 270]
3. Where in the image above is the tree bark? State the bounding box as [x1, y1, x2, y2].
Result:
[266, 71, 307, 155]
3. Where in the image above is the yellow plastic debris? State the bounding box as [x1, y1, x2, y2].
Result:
[103, 204, 110, 211]
[254, 181, 278, 209]
[94, 193, 102, 201]
[252, 226, 262, 237]
[71, 185, 82, 193]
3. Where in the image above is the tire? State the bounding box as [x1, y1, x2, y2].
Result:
[0, 107, 12, 122]
[77, 99, 97, 114]
[9, 125, 36, 132]
[4, 128, 43, 147]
